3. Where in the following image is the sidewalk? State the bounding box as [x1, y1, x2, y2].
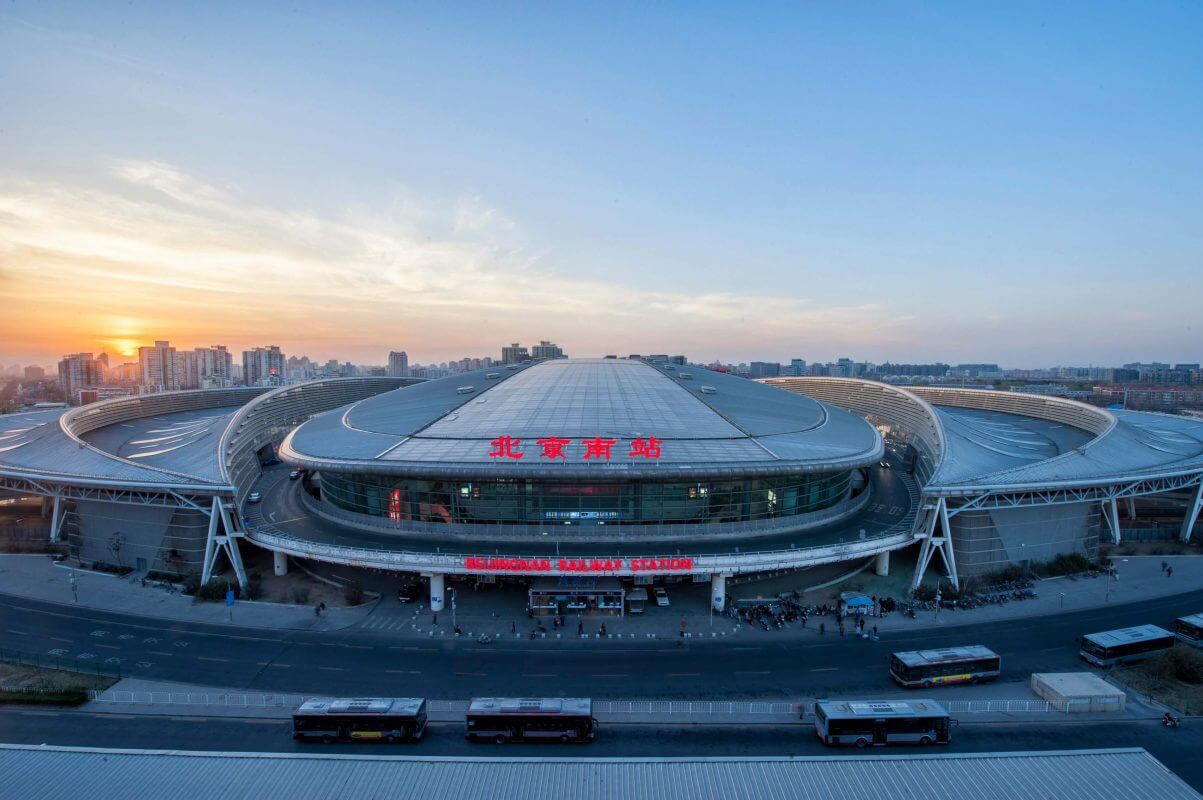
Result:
[79, 675, 1160, 725]
[348, 554, 1203, 644]
[0, 555, 377, 632]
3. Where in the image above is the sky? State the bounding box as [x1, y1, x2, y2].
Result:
[1, 1, 1201, 369]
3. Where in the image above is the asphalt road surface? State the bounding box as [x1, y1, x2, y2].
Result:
[4, 586, 1203, 700]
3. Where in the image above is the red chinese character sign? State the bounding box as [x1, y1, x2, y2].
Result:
[536, 436, 570, 459]
[489, 435, 524, 459]
[629, 436, 662, 459]
[488, 435, 663, 461]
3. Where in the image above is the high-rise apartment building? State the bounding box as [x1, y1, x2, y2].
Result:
[57, 353, 104, 404]
[242, 346, 286, 386]
[749, 361, 781, 379]
[192, 345, 233, 387]
[501, 343, 530, 364]
[531, 341, 566, 360]
[388, 351, 410, 377]
[138, 340, 179, 391]
[23, 366, 45, 381]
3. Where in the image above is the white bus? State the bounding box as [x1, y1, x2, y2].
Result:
[1173, 614, 1203, 648]
[1079, 624, 1175, 667]
[292, 697, 428, 743]
[890, 646, 1001, 688]
[466, 697, 596, 743]
[814, 700, 952, 748]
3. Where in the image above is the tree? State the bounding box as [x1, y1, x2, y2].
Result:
[107, 533, 126, 568]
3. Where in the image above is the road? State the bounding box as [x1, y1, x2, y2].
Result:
[4, 585, 1203, 700]
[2, 708, 1202, 789]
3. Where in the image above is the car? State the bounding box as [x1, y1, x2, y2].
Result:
[397, 584, 421, 603]
[247, 492, 262, 504]
[654, 587, 670, 607]
[288, 468, 302, 481]
[260, 457, 281, 467]
[879, 461, 890, 469]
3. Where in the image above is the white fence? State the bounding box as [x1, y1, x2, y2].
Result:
[87, 691, 1052, 717]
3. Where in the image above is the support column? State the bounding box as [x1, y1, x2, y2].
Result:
[1104, 498, 1121, 545]
[48, 495, 62, 543]
[910, 497, 959, 592]
[428, 573, 445, 612]
[874, 550, 890, 577]
[1181, 482, 1203, 543]
[1127, 497, 1137, 520]
[273, 551, 289, 576]
[711, 573, 728, 612]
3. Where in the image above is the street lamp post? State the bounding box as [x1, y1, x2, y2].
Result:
[450, 588, 457, 632]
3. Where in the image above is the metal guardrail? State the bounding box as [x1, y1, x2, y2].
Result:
[85, 692, 1055, 716]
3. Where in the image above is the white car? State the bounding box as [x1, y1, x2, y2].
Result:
[654, 587, 670, 607]
[247, 492, 262, 504]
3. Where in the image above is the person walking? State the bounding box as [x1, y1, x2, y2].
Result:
[1167, 565, 1174, 578]
[578, 619, 584, 636]
[511, 621, 517, 635]
[1162, 560, 1169, 574]
[600, 623, 607, 636]
[872, 624, 879, 640]
[819, 622, 825, 636]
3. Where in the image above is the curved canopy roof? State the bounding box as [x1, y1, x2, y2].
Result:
[282, 359, 883, 479]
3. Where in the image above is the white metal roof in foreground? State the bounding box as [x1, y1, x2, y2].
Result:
[0, 746, 1195, 800]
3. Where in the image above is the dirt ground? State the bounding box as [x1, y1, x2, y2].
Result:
[239, 547, 373, 608]
[0, 662, 117, 692]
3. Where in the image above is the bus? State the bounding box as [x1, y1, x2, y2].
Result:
[1079, 624, 1175, 667]
[889, 646, 1001, 688]
[292, 697, 428, 743]
[814, 700, 952, 748]
[1173, 614, 1203, 648]
[465, 697, 595, 743]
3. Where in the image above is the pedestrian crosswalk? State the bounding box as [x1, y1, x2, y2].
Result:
[358, 614, 419, 632]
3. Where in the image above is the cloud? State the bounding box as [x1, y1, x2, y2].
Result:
[0, 160, 907, 361]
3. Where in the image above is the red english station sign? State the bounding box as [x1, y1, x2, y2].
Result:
[463, 556, 695, 574]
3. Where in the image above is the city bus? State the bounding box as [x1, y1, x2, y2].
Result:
[465, 697, 595, 743]
[814, 700, 952, 748]
[1173, 614, 1203, 648]
[292, 697, 428, 743]
[889, 646, 1001, 688]
[1079, 624, 1175, 667]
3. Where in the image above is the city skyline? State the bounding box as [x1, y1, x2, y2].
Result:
[4, 3, 1202, 367]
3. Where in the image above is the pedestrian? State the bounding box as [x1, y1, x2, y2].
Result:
[819, 622, 825, 636]
[680, 618, 688, 638]
[801, 614, 808, 628]
[839, 623, 845, 638]
[872, 624, 878, 639]
[511, 621, 516, 635]
[600, 623, 607, 636]
[314, 604, 321, 617]
[858, 618, 865, 633]
[319, 602, 326, 614]
[1162, 560, 1169, 574]
[578, 620, 584, 636]
[1167, 566, 1174, 578]
[433, 613, 438, 625]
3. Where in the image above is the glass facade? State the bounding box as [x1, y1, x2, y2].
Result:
[319, 470, 853, 526]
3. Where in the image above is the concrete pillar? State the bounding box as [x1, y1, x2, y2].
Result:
[40, 496, 52, 519]
[272, 551, 289, 576]
[1126, 497, 1137, 519]
[711, 573, 727, 612]
[874, 550, 890, 577]
[429, 573, 445, 612]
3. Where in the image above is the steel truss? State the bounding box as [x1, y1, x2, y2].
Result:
[0, 473, 247, 590]
[912, 470, 1203, 591]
